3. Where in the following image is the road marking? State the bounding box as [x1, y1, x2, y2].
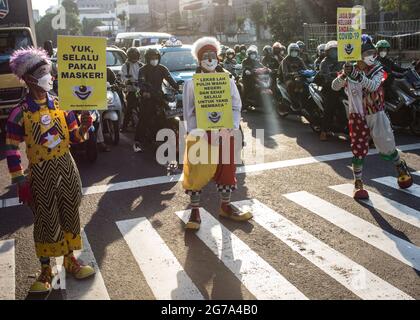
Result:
[330, 184, 420, 228]
[372, 177, 420, 198]
[232, 199, 413, 300]
[284, 191, 420, 271]
[0, 240, 15, 300]
[1, 143, 420, 209]
[175, 209, 308, 300]
[116, 217, 204, 300]
[56, 231, 110, 300]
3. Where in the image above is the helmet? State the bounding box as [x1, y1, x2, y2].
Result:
[287, 43, 300, 56]
[226, 48, 235, 58]
[296, 41, 305, 49]
[325, 40, 338, 52]
[263, 45, 273, 56]
[145, 48, 161, 63]
[127, 47, 140, 62]
[375, 39, 391, 49]
[246, 45, 258, 56]
[361, 34, 376, 53]
[317, 43, 326, 55]
[240, 44, 247, 52]
[234, 44, 240, 53]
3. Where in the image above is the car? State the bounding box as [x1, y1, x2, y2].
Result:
[106, 47, 127, 77]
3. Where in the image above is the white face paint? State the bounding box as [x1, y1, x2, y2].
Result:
[201, 59, 218, 72]
[379, 51, 387, 58]
[37, 73, 53, 92]
[363, 55, 376, 66]
[150, 59, 159, 66]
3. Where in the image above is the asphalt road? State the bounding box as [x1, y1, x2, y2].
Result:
[0, 108, 419, 300]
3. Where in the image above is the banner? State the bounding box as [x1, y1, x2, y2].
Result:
[57, 36, 107, 110]
[193, 73, 233, 130]
[337, 7, 363, 62]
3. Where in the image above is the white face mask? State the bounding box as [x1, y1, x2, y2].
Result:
[36, 73, 52, 92]
[379, 51, 387, 58]
[201, 59, 218, 72]
[290, 51, 298, 58]
[363, 54, 376, 66]
[150, 59, 159, 66]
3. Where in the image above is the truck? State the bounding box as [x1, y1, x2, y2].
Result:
[0, 0, 37, 142]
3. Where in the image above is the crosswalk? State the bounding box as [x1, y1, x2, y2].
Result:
[1, 173, 419, 300]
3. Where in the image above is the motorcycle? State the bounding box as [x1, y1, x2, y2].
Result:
[102, 82, 123, 145]
[384, 68, 420, 135]
[241, 67, 275, 110]
[70, 110, 100, 163]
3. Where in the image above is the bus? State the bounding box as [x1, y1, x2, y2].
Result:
[115, 32, 173, 49]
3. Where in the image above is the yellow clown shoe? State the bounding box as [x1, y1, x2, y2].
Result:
[29, 265, 54, 293]
[185, 208, 201, 231]
[219, 204, 253, 222]
[63, 255, 95, 280]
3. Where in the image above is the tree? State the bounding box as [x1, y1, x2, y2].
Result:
[61, 0, 82, 35]
[379, 0, 420, 19]
[82, 18, 104, 36]
[249, 1, 265, 40]
[117, 10, 127, 31]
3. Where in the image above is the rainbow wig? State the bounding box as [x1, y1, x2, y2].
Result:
[9, 47, 51, 79]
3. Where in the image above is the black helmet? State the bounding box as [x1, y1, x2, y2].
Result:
[234, 44, 240, 53]
[263, 45, 272, 56]
[43, 40, 54, 57]
[127, 47, 140, 62]
[145, 48, 161, 63]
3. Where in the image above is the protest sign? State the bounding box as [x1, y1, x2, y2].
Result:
[193, 73, 233, 130]
[57, 36, 107, 110]
[337, 7, 363, 62]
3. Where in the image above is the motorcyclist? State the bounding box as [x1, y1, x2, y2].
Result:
[223, 48, 239, 77]
[261, 45, 280, 73]
[236, 44, 247, 64]
[133, 48, 179, 152]
[318, 40, 345, 141]
[314, 43, 326, 71]
[120, 47, 144, 132]
[376, 39, 410, 103]
[234, 44, 240, 55]
[272, 42, 286, 63]
[281, 43, 306, 103]
[242, 45, 264, 103]
[297, 40, 312, 67]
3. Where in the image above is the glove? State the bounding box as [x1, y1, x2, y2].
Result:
[17, 180, 32, 205]
[80, 111, 93, 130]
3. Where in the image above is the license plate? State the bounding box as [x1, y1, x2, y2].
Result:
[165, 108, 183, 118]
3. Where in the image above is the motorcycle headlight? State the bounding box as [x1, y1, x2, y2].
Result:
[107, 91, 114, 104]
[168, 101, 177, 109]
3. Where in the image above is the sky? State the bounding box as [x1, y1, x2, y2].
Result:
[32, 0, 60, 16]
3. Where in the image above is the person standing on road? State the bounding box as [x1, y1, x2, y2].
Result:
[5, 47, 95, 293]
[182, 37, 253, 230]
[331, 34, 414, 199]
[120, 47, 143, 132]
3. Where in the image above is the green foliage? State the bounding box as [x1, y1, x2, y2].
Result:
[82, 18, 104, 36]
[267, 0, 303, 43]
[380, 0, 420, 19]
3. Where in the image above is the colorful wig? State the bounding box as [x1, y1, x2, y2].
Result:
[9, 47, 51, 79]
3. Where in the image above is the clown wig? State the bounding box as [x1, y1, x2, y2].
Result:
[9, 47, 51, 79]
[191, 37, 221, 61]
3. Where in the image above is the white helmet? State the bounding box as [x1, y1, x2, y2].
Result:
[317, 43, 326, 55]
[325, 40, 338, 51]
[246, 45, 258, 56]
[287, 43, 300, 55]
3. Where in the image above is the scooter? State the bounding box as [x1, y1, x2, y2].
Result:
[241, 67, 275, 110]
[102, 82, 123, 145]
[71, 110, 100, 163]
[384, 69, 420, 135]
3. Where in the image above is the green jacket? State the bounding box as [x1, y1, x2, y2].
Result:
[236, 52, 247, 64]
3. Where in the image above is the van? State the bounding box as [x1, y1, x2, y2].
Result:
[115, 32, 173, 49]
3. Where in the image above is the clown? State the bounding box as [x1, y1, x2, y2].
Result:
[182, 37, 252, 230]
[331, 35, 414, 199]
[5, 47, 95, 293]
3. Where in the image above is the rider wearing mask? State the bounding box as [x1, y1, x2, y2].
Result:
[223, 48, 238, 76]
[332, 34, 413, 198]
[133, 48, 179, 152]
[236, 44, 247, 64]
[272, 42, 286, 63]
[281, 43, 306, 100]
[314, 43, 326, 71]
[261, 45, 280, 74]
[318, 41, 345, 141]
[242, 45, 264, 102]
[120, 47, 143, 132]
[296, 40, 312, 67]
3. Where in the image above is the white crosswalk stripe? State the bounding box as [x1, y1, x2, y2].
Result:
[55, 231, 110, 300]
[330, 184, 420, 228]
[284, 191, 420, 271]
[175, 209, 308, 300]
[372, 176, 420, 198]
[116, 217, 204, 300]
[411, 171, 420, 176]
[232, 199, 413, 300]
[0, 240, 15, 300]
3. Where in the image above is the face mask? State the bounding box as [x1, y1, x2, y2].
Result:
[241, 50, 246, 54]
[201, 59, 218, 72]
[290, 51, 298, 58]
[363, 54, 376, 66]
[379, 51, 387, 58]
[150, 59, 159, 66]
[36, 73, 52, 92]
[228, 55, 234, 59]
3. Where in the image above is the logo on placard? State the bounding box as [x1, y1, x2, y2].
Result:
[345, 43, 354, 55]
[73, 85, 93, 100]
[0, 0, 9, 19]
[208, 112, 222, 124]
